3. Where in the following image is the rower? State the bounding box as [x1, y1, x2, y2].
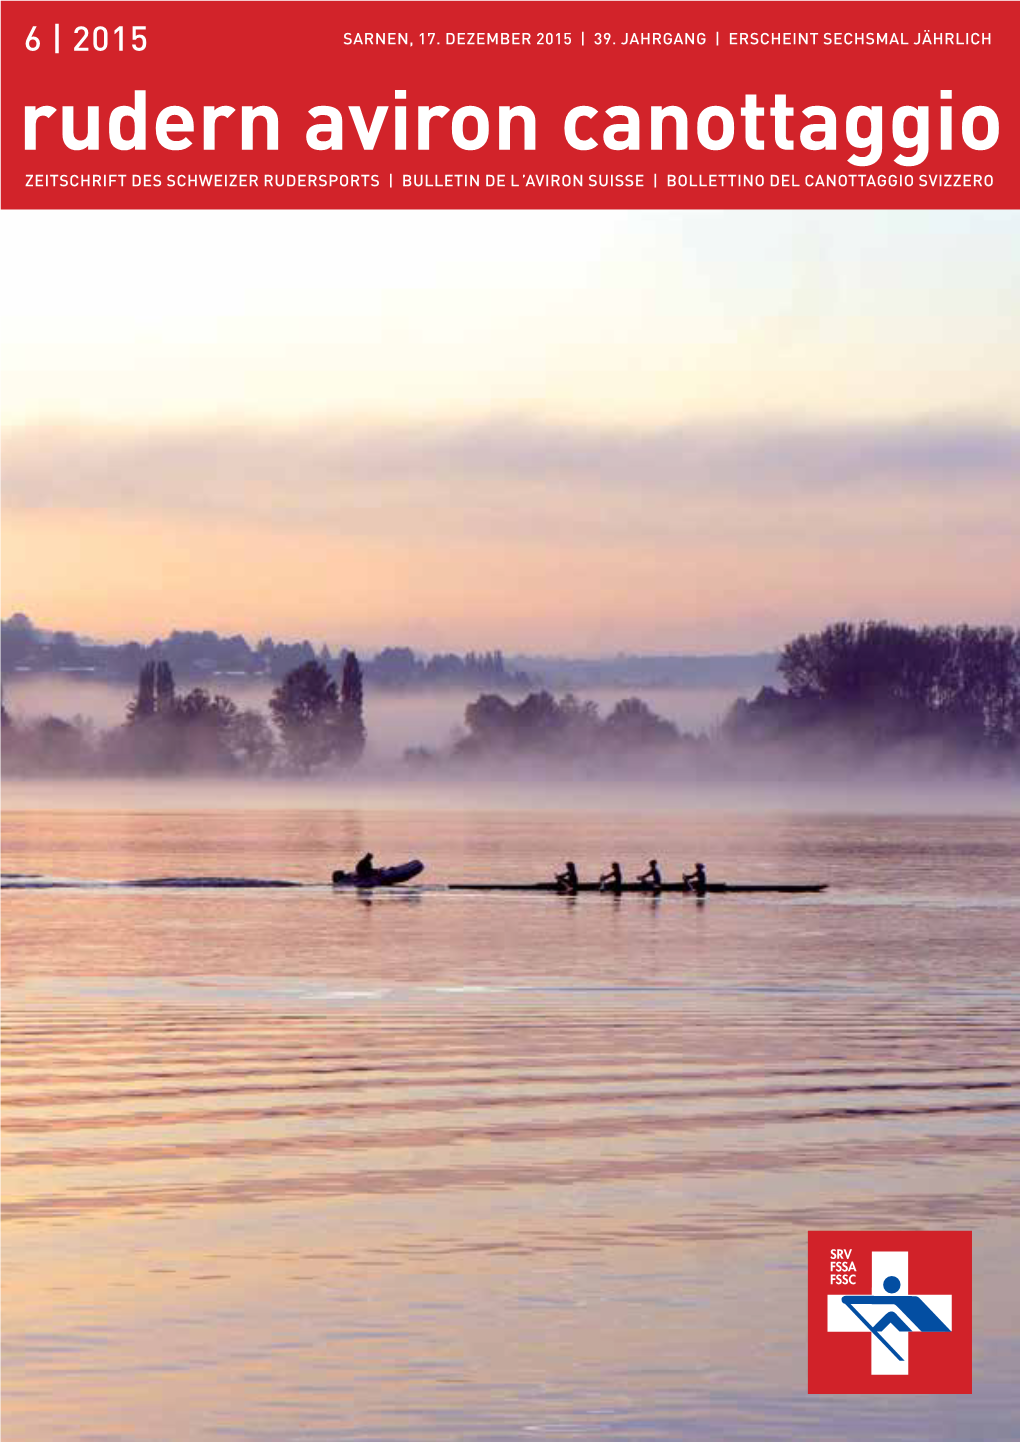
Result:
[637, 858, 662, 888]
[555, 861, 580, 891]
[599, 861, 623, 890]
[683, 862, 708, 894]
[355, 852, 376, 880]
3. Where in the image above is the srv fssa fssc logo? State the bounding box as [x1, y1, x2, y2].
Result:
[808, 1230, 971, 1394]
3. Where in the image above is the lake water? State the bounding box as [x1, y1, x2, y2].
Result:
[3, 805, 1019, 1440]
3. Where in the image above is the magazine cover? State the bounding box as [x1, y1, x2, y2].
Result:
[2, 3, 1017, 1437]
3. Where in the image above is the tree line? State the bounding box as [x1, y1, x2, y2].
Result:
[442, 691, 693, 762]
[2, 657, 366, 776]
[724, 622, 1020, 757]
[5, 620, 1018, 778]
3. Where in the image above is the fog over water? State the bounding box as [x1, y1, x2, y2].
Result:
[2, 674, 739, 758]
[5, 676, 1020, 822]
[3, 773, 1017, 825]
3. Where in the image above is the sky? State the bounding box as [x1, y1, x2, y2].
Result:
[2, 208, 1018, 652]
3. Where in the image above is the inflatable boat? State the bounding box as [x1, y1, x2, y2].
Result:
[331, 860, 425, 888]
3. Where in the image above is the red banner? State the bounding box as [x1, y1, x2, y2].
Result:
[2, 1, 1015, 208]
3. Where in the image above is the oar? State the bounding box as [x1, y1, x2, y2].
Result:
[842, 1299, 904, 1363]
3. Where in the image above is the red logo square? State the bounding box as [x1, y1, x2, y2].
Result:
[808, 1230, 971, 1394]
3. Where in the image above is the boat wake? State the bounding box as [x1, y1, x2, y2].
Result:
[0, 873, 303, 890]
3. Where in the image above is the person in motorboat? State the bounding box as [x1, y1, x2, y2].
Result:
[682, 862, 708, 894]
[555, 861, 580, 891]
[599, 861, 623, 890]
[637, 859, 662, 888]
[332, 857, 424, 886]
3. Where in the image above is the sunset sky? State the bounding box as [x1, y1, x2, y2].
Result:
[3, 209, 1018, 652]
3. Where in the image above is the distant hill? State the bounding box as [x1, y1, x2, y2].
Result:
[0, 614, 531, 691]
[509, 653, 780, 691]
[2, 613, 777, 693]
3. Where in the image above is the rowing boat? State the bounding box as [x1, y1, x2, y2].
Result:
[448, 881, 827, 895]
